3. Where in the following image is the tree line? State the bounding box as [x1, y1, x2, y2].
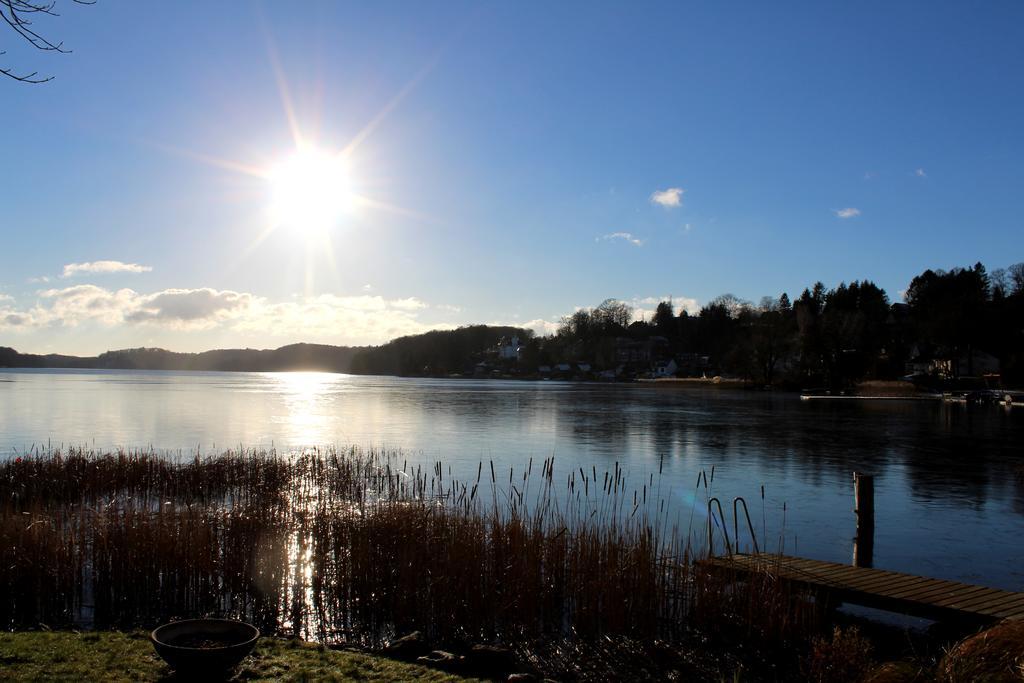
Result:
[532, 261, 1024, 389]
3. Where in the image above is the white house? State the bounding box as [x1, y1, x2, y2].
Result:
[497, 336, 521, 361]
[651, 359, 679, 378]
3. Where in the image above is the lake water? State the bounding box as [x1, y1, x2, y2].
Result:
[2, 368, 1023, 592]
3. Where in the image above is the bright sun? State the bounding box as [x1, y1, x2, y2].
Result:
[268, 147, 352, 237]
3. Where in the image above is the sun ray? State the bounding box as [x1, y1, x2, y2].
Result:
[141, 139, 268, 178]
[258, 7, 305, 149]
[304, 242, 316, 298]
[351, 194, 442, 225]
[342, 51, 442, 157]
[320, 231, 339, 284]
[234, 221, 281, 267]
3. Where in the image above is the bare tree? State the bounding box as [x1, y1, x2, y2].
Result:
[758, 295, 779, 313]
[709, 293, 753, 319]
[990, 268, 1008, 298]
[593, 298, 633, 329]
[2, 0, 93, 83]
[1009, 263, 1024, 296]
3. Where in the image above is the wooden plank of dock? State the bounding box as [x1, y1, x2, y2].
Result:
[703, 554, 1024, 623]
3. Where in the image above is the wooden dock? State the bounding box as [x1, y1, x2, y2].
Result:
[704, 554, 1024, 623]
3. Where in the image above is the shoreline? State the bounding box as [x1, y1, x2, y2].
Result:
[4, 365, 1022, 395]
[636, 376, 748, 387]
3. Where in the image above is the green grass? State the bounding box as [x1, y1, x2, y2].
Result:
[0, 631, 477, 682]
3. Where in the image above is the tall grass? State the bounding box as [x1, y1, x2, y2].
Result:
[0, 447, 820, 662]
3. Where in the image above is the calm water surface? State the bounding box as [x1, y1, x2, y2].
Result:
[2, 368, 1023, 591]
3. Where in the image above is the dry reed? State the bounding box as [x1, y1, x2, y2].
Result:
[0, 447, 821, 671]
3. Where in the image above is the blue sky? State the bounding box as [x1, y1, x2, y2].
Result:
[1, 1, 1022, 355]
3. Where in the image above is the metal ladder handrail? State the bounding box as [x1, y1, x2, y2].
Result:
[733, 496, 760, 555]
[707, 497, 732, 556]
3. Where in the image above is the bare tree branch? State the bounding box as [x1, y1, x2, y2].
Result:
[0, 49, 51, 82]
[1, 0, 93, 83]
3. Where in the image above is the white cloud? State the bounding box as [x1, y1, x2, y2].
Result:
[28, 276, 51, 284]
[521, 318, 560, 336]
[390, 297, 428, 311]
[0, 293, 42, 330]
[236, 295, 452, 343]
[0, 285, 455, 344]
[125, 288, 252, 327]
[39, 285, 141, 326]
[650, 187, 684, 208]
[834, 207, 861, 219]
[0, 309, 38, 329]
[598, 232, 646, 247]
[62, 261, 152, 278]
[3, 285, 692, 348]
[864, 171, 877, 180]
[486, 318, 560, 337]
[915, 168, 927, 177]
[631, 295, 700, 320]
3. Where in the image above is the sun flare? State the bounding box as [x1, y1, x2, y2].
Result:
[268, 147, 352, 237]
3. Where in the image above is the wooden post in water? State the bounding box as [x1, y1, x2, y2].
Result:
[853, 472, 874, 568]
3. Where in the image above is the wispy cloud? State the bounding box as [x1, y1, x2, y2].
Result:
[915, 168, 927, 178]
[863, 171, 877, 180]
[62, 261, 153, 278]
[834, 207, 861, 219]
[598, 232, 646, 247]
[650, 187, 684, 208]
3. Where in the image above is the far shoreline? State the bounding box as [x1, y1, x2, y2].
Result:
[4, 366, 1020, 398]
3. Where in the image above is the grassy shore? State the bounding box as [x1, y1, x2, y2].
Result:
[0, 631, 474, 682]
[5, 624, 1022, 682]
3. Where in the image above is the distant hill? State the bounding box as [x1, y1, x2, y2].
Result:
[0, 325, 530, 376]
[349, 325, 532, 376]
[0, 343, 364, 374]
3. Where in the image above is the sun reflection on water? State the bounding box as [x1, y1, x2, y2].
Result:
[274, 372, 339, 447]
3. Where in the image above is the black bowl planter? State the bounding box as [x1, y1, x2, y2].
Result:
[151, 619, 259, 674]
